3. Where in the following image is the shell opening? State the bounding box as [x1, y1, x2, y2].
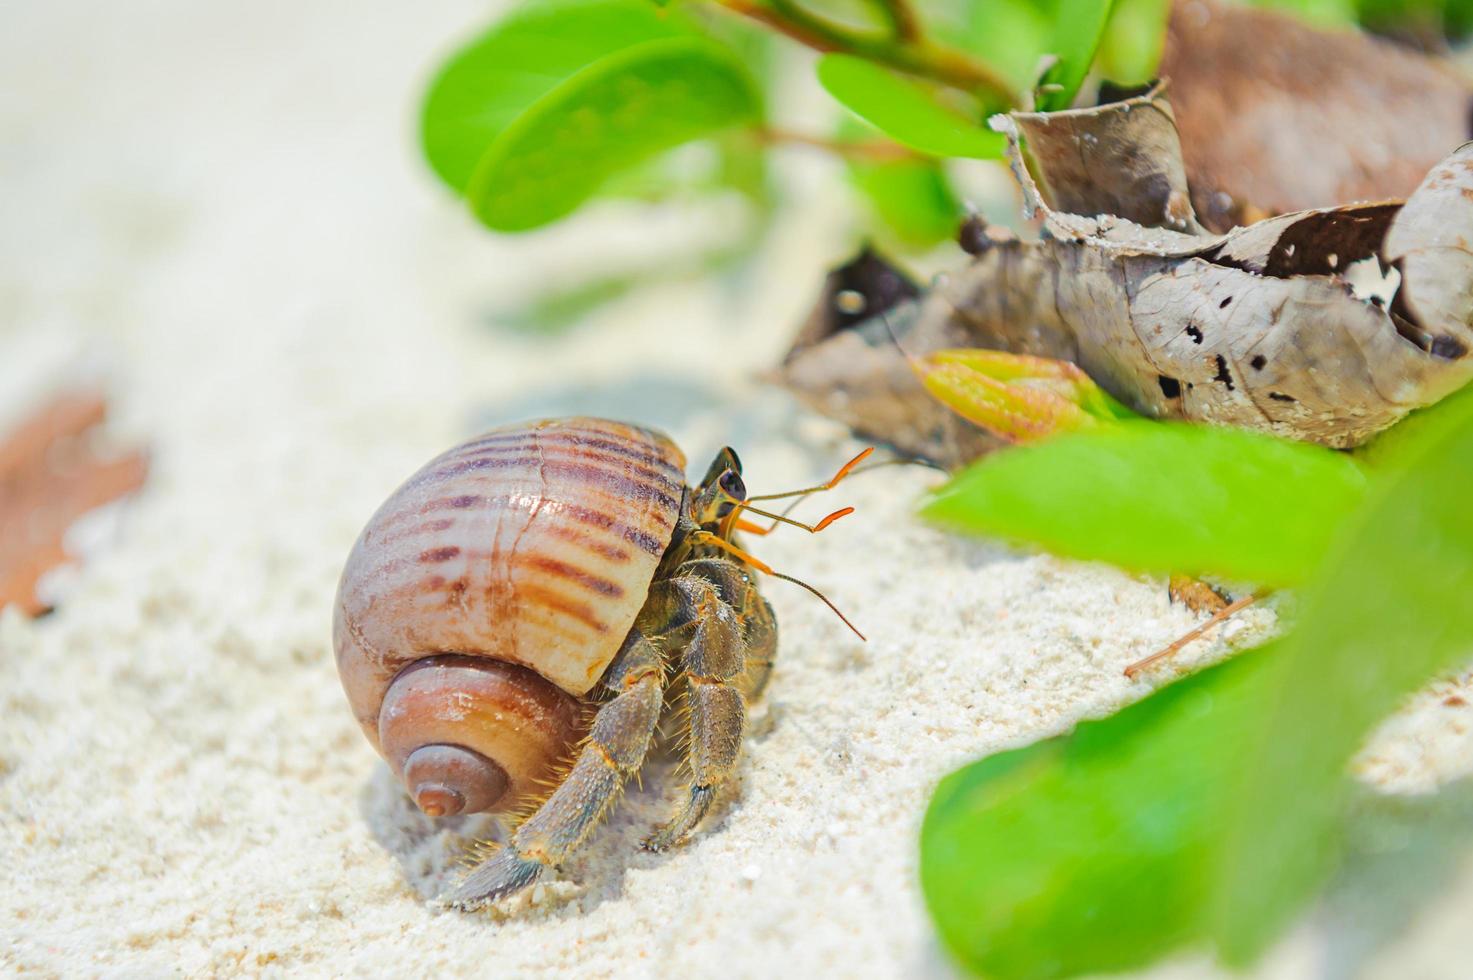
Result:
[376, 654, 584, 815]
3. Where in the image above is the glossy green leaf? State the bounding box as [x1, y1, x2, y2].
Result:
[420, 0, 693, 192]
[922, 396, 1473, 978]
[923, 421, 1368, 586]
[817, 54, 1005, 158]
[923, 649, 1276, 979]
[926, 0, 1114, 111]
[1036, 0, 1117, 110]
[1209, 391, 1473, 961]
[467, 37, 760, 231]
[1354, 381, 1473, 470]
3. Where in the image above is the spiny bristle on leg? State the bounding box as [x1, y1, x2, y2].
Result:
[438, 847, 545, 911]
[461, 837, 503, 868]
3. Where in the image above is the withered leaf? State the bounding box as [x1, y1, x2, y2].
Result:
[0, 390, 148, 615]
[779, 87, 1473, 466]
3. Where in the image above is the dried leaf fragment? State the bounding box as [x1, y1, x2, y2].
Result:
[0, 390, 148, 615]
[779, 87, 1473, 463]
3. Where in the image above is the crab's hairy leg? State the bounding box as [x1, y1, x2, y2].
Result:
[440, 629, 665, 911]
[739, 587, 777, 700]
[643, 565, 753, 851]
[680, 556, 777, 699]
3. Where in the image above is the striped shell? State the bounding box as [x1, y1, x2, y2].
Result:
[334, 417, 688, 814]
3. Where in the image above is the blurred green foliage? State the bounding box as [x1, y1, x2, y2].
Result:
[422, 0, 1464, 250]
[817, 54, 1004, 157]
[922, 390, 1473, 977]
[924, 421, 1368, 586]
[421, 0, 1126, 247]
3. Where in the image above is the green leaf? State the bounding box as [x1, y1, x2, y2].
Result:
[467, 37, 760, 231]
[1354, 381, 1473, 470]
[420, 0, 693, 192]
[922, 649, 1277, 979]
[920, 398, 1473, 978]
[922, 421, 1368, 586]
[817, 54, 1005, 158]
[1209, 391, 1473, 961]
[1036, 0, 1117, 110]
[927, 0, 1113, 110]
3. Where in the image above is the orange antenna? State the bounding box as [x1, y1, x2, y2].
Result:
[737, 454, 939, 537]
[717, 447, 870, 541]
[692, 531, 866, 641]
[745, 447, 875, 503]
[732, 504, 854, 537]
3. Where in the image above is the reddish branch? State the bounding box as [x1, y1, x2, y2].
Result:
[712, 0, 1014, 105]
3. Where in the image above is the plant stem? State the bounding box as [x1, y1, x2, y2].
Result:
[1123, 593, 1262, 678]
[873, 0, 921, 41]
[713, 0, 1015, 106]
[754, 126, 923, 162]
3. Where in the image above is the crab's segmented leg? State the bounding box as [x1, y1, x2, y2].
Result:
[643, 568, 751, 852]
[738, 589, 778, 701]
[441, 629, 665, 911]
[679, 557, 777, 699]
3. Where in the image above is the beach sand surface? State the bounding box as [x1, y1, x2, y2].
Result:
[2, 1, 1470, 976]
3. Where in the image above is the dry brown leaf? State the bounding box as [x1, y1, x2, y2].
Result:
[779, 87, 1473, 466]
[0, 390, 148, 615]
[1014, 93, 1202, 233]
[1162, 0, 1473, 231]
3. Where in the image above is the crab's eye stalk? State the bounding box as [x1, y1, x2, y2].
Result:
[719, 469, 747, 501]
[699, 447, 742, 490]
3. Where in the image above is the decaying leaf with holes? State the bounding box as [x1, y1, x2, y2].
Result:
[779, 85, 1473, 467]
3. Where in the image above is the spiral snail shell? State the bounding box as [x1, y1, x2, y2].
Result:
[334, 417, 686, 816]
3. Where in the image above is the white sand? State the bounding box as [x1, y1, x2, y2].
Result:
[3, 2, 1471, 977]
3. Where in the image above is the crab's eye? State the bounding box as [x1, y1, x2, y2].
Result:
[719, 469, 746, 500]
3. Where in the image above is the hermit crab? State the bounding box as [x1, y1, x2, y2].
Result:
[333, 417, 862, 910]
